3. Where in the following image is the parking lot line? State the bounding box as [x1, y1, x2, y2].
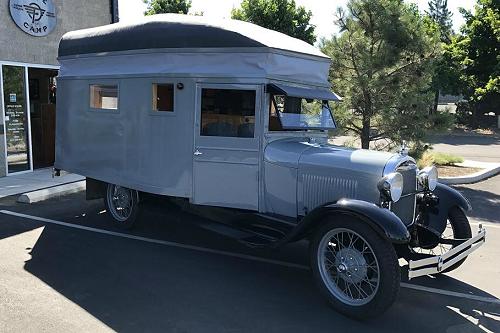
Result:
[470, 221, 500, 229]
[1, 209, 499, 306]
[400, 283, 500, 305]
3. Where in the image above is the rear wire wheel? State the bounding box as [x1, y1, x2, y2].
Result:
[105, 183, 140, 229]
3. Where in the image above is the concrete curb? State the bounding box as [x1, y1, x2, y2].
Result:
[439, 160, 500, 185]
[17, 181, 86, 204]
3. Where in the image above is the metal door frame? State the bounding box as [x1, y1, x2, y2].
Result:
[0, 61, 59, 176]
[192, 82, 263, 209]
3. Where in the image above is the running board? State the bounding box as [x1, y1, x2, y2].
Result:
[195, 213, 295, 248]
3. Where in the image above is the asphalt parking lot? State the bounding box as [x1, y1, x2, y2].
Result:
[0, 186, 499, 332]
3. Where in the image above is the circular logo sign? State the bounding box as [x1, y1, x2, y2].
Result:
[9, 0, 57, 37]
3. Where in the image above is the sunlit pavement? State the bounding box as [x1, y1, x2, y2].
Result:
[0, 185, 499, 332]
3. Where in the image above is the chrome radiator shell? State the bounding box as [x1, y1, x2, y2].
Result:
[390, 164, 417, 225]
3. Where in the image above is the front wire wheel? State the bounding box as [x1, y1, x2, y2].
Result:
[310, 218, 400, 320]
[412, 219, 454, 256]
[318, 228, 380, 306]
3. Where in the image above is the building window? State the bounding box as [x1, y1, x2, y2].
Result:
[200, 88, 256, 138]
[90, 84, 118, 110]
[152, 83, 174, 112]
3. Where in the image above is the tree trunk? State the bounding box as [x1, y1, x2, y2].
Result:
[472, 102, 483, 128]
[431, 90, 439, 115]
[361, 116, 370, 149]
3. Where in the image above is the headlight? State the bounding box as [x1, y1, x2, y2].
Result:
[378, 172, 403, 202]
[418, 166, 438, 191]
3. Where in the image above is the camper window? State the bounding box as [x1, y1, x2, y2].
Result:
[152, 83, 174, 112]
[90, 84, 118, 110]
[200, 88, 256, 138]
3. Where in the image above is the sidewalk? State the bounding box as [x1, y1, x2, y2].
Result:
[0, 168, 84, 199]
[439, 160, 500, 184]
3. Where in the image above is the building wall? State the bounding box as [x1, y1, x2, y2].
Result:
[0, 99, 4, 176]
[0, 0, 112, 65]
[0, 1, 112, 177]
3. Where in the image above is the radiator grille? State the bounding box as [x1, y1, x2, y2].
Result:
[391, 164, 417, 225]
[302, 174, 358, 211]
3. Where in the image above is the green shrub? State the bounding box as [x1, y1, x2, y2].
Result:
[417, 151, 464, 168]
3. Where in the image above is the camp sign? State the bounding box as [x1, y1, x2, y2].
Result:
[9, 0, 57, 37]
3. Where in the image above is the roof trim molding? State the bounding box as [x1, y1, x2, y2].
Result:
[58, 46, 331, 62]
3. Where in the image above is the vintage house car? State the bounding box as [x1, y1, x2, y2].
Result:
[55, 15, 485, 319]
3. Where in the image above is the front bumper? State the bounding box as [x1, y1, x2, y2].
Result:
[408, 225, 486, 280]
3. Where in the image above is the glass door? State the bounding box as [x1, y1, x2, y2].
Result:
[2, 65, 32, 174]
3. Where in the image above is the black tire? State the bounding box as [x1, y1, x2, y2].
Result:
[441, 207, 472, 273]
[104, 183, 140, 229]
[409, 206, 472, 273]
[310, 216, 400, 320]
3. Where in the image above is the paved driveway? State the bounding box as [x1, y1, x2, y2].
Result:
[428, 133, 500, 225]
[331, 133, 500, 163]
[0, 192, 498, 332]
[428, 134, 500, 163]
[454, 175, 500, 225]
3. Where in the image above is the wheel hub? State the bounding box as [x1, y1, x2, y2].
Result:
[335, 248, 368, 284]
[114, 187, 130, 207]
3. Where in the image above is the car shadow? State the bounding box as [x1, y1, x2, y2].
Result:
[15, 217, 499, 333]
[1, 193, 498, 331]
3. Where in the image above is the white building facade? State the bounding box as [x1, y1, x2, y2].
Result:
[0, 0, 117, 176]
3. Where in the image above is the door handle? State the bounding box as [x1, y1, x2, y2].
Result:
[194, 149, 203, 156]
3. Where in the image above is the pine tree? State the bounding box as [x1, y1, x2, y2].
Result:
[321, 0, 446, 150]
[426, 0, 454, 115]
[426, 0, 453, 42]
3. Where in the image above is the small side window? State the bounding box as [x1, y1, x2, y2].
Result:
[90, 84, 118, 110]
[152, 83, 174, 112]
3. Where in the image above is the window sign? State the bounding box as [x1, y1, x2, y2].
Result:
[9, 0, 57, 37]
[2, 65, 31, 173]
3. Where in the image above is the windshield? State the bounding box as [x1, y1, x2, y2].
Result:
[270, 95, 336, 130]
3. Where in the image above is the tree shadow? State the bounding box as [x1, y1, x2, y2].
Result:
[453, 185, 500, 224]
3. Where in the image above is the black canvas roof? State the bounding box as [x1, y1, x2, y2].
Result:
[58, 14, 327, 59]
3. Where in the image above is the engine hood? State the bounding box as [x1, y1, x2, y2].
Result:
[264, 138, 401, 212]
[264, 138, 395, 175]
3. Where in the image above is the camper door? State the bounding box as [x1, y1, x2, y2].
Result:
[193, 84, 261, 210]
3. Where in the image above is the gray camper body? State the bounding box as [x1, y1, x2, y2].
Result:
[56, 14, 338, 216]
[55, 14, 485, 319]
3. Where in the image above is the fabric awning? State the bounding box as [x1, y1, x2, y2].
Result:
[267, 83, 342, 101]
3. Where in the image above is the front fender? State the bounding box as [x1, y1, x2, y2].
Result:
[290, 198, 410, 244]
[421, 183, 472, 234]
[434, 183, 472, 213]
